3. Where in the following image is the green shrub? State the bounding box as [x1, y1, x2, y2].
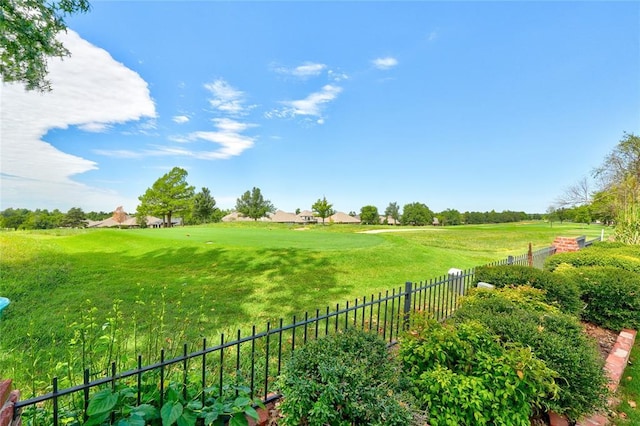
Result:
[474, 265, 582, 315]
[276, 328, 417, 426]
[453, 287, 609, 421]
[559, 266, 640, 331]
[544, 243, 640, 273]
[399, 317, 559, 426]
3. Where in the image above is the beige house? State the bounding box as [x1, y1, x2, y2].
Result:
[222, 210, 361, 224]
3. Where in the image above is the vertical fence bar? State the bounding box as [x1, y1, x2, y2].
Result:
[236, 330, 241, 378]
[182, 343, 188, 400]
[250, 325, 256, 398]
[277, 319, 284, 376]
[52, 377, 58, 426]
[334, 304, 339, 332]
[83, 369, 90, 421]
[160, 350, 165, 407]
[403, 282, 412, 330]
[324, 307, 329, 336]
[137, 355, 142, 406]
[264, 322, 270, 400]
[218, 334, 224, 397]
[361, 297, 366, 329]
[291, 316, 296, 352]
[368, 295, 374, 332]
[382, 290, 389, 340]
[201, 338, 206, 406]
[345, 301, 349, 329]
[315, 309, 320, 339]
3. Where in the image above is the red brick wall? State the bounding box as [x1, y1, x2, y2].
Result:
[0, 380, 20, 426]
[552, 236, 581, 253]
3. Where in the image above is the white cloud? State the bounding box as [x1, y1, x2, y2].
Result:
[267, 84, 342, 122]
[172, 115, 190, 124]
[205, 79, 247, 115]
[273, 62, 327, 78]
[372, 57, 398, 70]
[0, 30, 156, 211]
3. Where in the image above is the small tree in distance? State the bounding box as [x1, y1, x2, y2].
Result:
[360, 205, 379, 225]
[235, 187, 275, 221]
[312, 196, 335, 225]
[113, 206, 127, 228]
[384, 202, 401, 225]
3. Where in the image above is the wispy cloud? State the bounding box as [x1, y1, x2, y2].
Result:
[372, 56, 398, 70]
[273, 62, 327, 78]
[205, 78, 248, 115]
[266, 84, 342, 124]
[172, 115, 190, 124]
[0, 30, 156, 211]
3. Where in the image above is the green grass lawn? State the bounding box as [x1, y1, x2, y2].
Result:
[0, 221, 605, 391]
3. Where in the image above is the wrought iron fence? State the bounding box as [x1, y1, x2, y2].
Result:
[12, 244, 565, 425]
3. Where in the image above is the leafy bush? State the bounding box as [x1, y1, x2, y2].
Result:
[559, 266, 640, 331]
[399, 317, 559, 426]
[474, 265, 582, 315]
[453, 287, 609, 421]
[544, 243, 640, 273]
[276, 328, 418, 426]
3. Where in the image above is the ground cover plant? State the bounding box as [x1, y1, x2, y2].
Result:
[0, 221, 605, 395]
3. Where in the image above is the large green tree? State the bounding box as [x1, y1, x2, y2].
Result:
[192, 187, 217, 224]
[312, 196, 335, 225]
[359, 205, 379, 225]
[60, 207, 86, 228]
[401, 202, 433, 226]
[137, 167, 195, 227]
[235, 187, 275, 221]
[1, 0, 91, 91]
[593, 132, 640, 244]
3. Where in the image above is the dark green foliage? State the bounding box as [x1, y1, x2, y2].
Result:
[277, 328, 416, 426]
[474, 265, 582, 315]
[453, 287, 609, 421]
[560, 266, 640, 331]
[544, 243, 640, 273]
[399, 317, 559, 426]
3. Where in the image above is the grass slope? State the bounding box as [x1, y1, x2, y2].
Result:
[0, 222, 604, 389]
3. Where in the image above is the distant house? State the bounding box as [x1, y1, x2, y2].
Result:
[86, 214, 166, 228]
[380, 216, 400, 225]
[221, 210, 361, 224]
[328, 212, 361, 224]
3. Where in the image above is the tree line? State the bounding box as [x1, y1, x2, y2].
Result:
[550, 132, 639, 244]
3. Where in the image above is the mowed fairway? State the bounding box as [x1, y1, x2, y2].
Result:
[0, 221, 605, 388]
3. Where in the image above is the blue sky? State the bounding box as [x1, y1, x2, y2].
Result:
[2, 1, 639, 215]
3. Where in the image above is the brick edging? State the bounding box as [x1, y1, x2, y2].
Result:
[550, 328, 637, 426]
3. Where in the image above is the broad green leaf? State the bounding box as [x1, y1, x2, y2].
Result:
[161, 401, 183, 426]
[177, 409, 198, 426]
[87, 389, 119, 416]
[229, 415, 249, 426]
[244, 406, 259, 420]
[84, 411, 111, 426]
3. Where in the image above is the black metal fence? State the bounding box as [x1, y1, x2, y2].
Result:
[12, 242, 587, 425]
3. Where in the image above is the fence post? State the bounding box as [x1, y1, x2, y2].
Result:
[528, 243, 533, 267]
[507, 255, 514, 265]
[403, 282, 412, 330]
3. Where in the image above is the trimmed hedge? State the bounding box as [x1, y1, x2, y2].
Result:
[544, 243, 640, 273]
[453, 287, 609, 421]
[399, 317, 559, 426]
[474, 264, 582, 315]
[559, 266, 640, 331]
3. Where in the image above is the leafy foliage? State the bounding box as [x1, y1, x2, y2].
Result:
[60, 207, 87, 228]
[0, 0, 91, 91]
[136, 167, 195, 227]
[359, 205, 379, 225]
[191, 187, 218, 224]
[384, 201, 400, 224]
[453, 287, 609, 420]
[401, 202, 433, 226]
[277, 328, 417, 426]
[311, 196, 335, 224]
[235, 187, 275, 221]
[474, 264, 582, 315]
[544, 242, 640, 273]
[559, 266, 640, 331]
[400, 317, 559, 426]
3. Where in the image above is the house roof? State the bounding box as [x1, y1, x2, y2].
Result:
[329, 211, 361, 224]
[271, 210, 303, 223]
